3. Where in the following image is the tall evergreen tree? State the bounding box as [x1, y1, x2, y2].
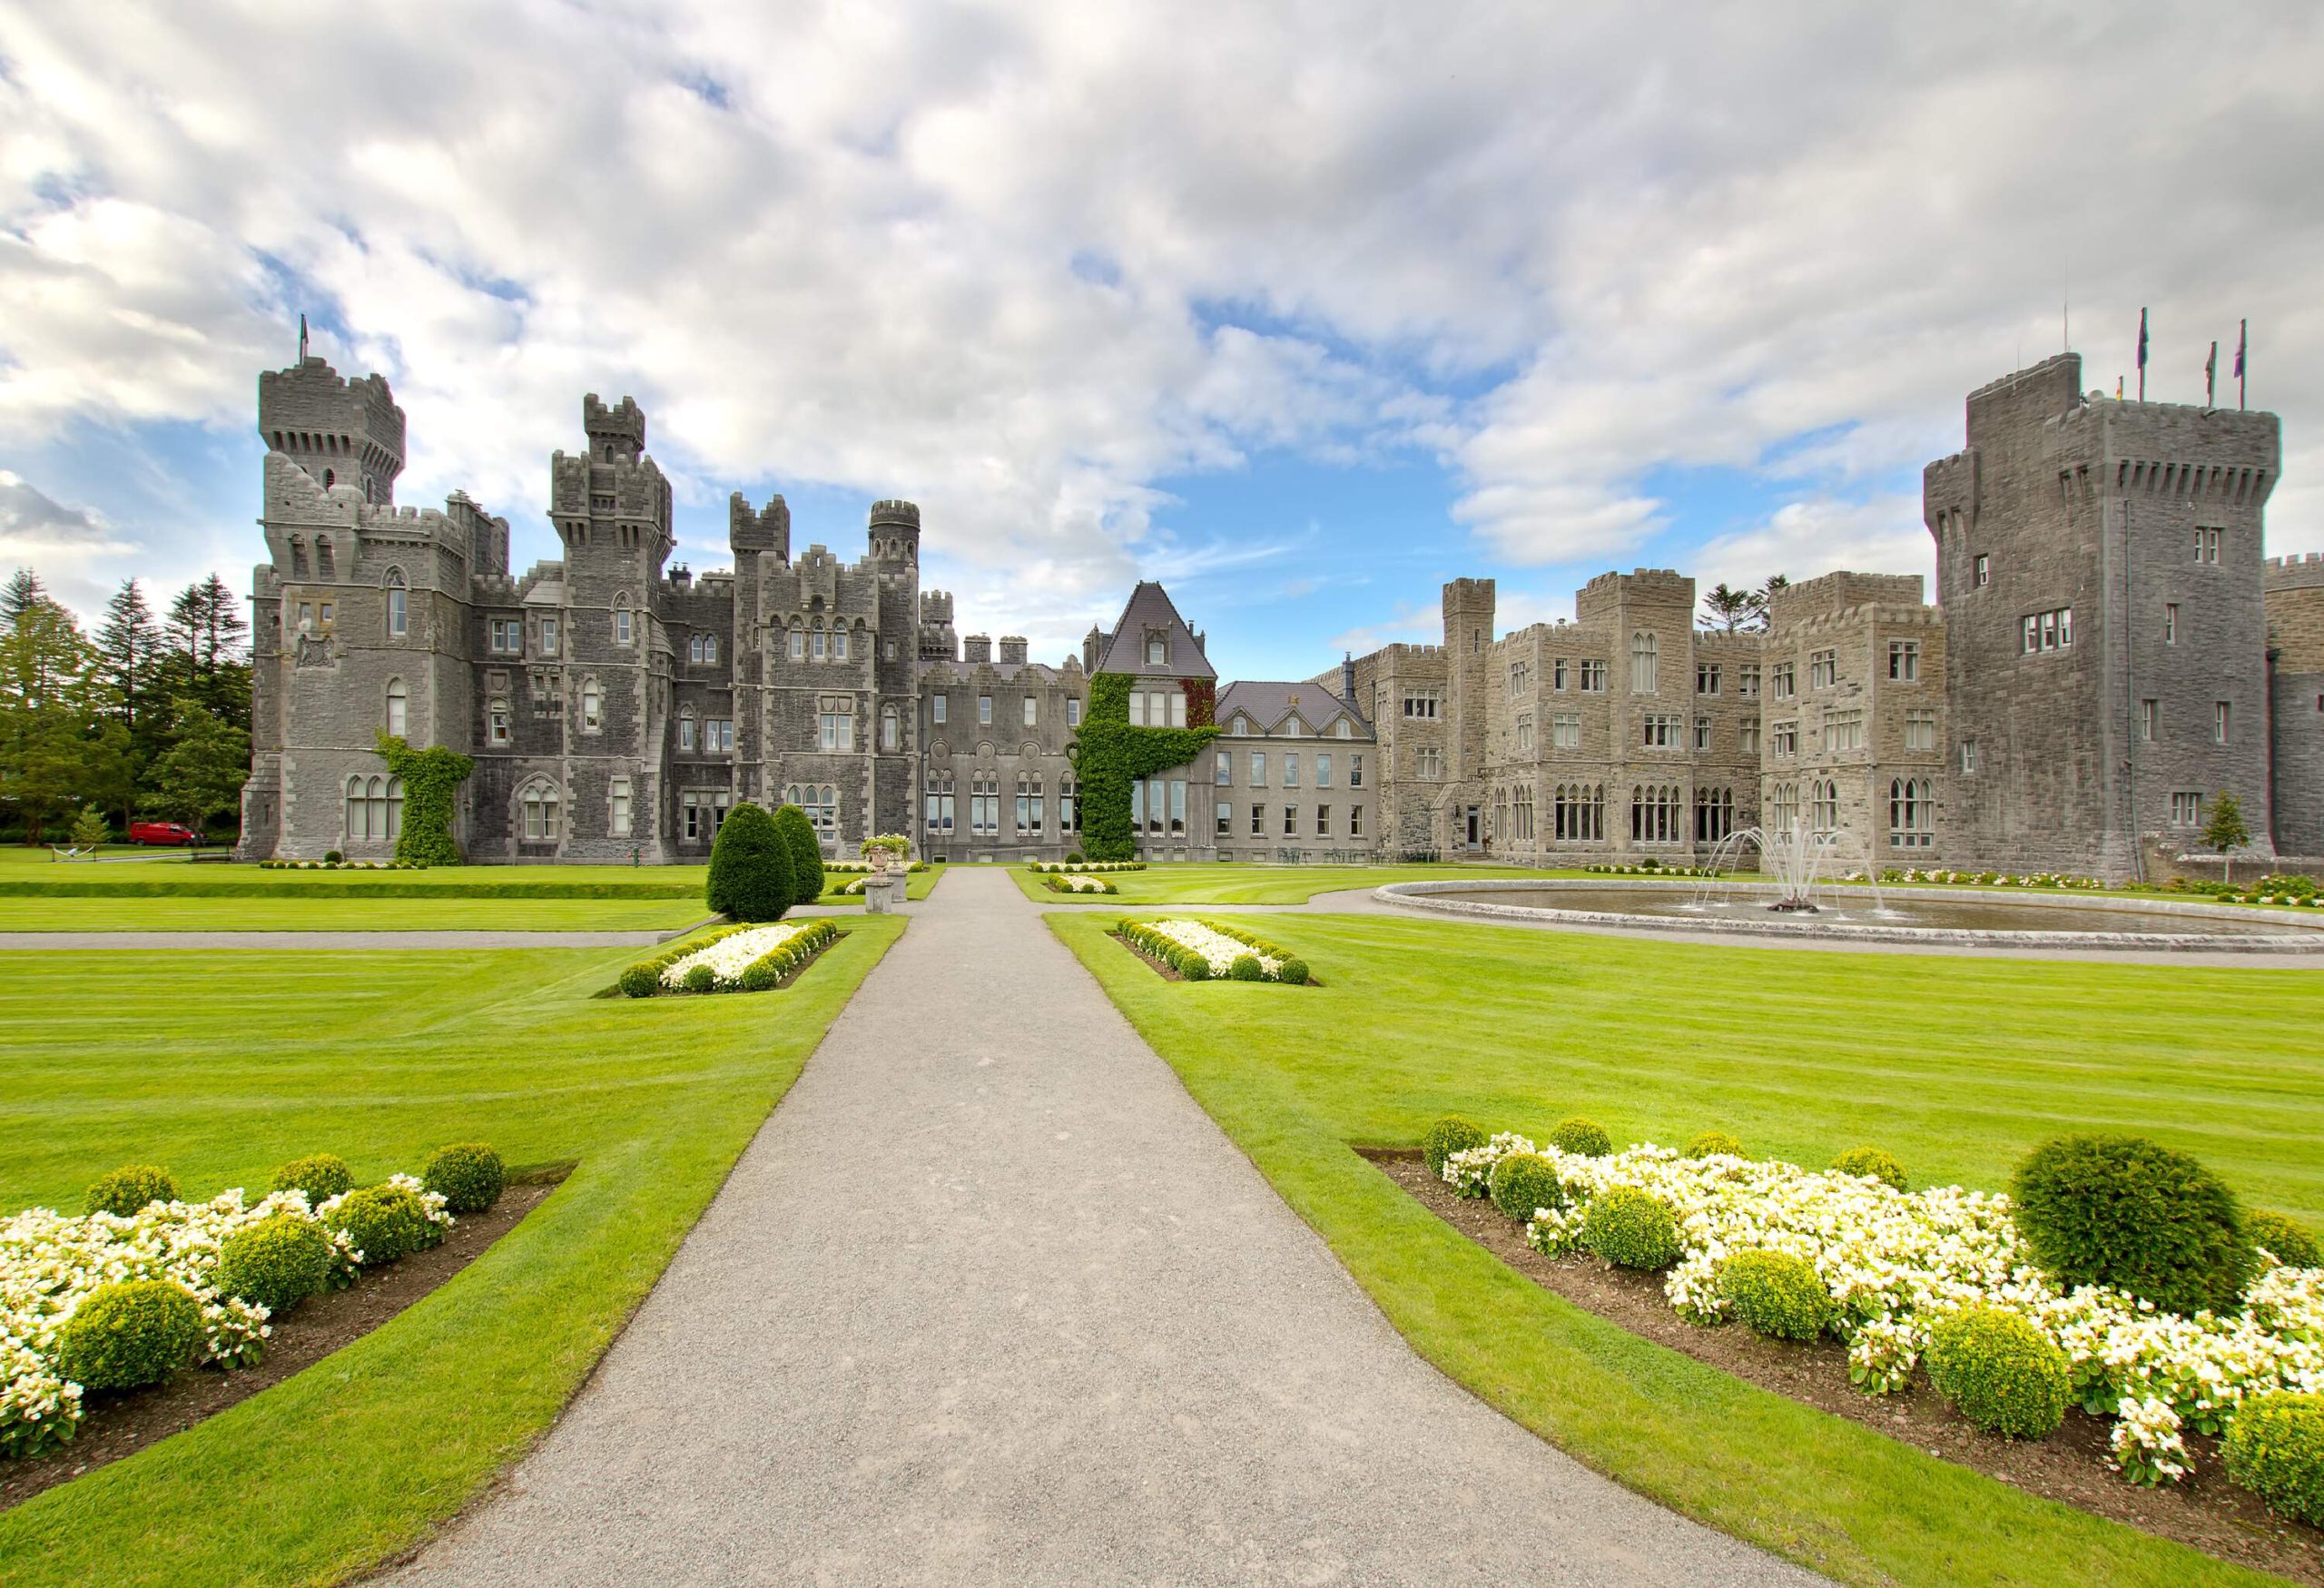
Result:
[0, 568, 44, 631]
[97, 579, 163, 736]
[1699, 582, 1755, 633]
[0, 597, 126, 843]
[161, 576, 252, 729]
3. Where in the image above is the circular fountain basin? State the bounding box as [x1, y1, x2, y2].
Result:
[1374, 878, 2324, 951]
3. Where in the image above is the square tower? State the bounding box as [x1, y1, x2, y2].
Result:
[1925, 353, 2280, 879]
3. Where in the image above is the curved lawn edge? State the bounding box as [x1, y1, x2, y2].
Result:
[0, 916, 908, 1588]
[1045, 912, 2283, 1588]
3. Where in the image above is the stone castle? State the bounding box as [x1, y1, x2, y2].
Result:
[240, 350, 2318, 882]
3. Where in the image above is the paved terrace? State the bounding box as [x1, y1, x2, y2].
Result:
[380, 865, 1820, 1586]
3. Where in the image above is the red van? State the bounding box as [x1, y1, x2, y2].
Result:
[128, 821, 202, 846]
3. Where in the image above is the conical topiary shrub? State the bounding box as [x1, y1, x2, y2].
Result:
[706, 802, 793, 922]
[773, 803, 825, 907]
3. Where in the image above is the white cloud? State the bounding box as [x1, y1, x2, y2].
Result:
[0, 471, 138, 614]
[1689, 495, 1935, 600]
[0, 0, 2320, 662]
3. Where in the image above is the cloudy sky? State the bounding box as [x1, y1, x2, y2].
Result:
[4, 1, 2320, 679]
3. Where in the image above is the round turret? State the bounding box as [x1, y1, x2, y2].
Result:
[870, 498, 921, 565]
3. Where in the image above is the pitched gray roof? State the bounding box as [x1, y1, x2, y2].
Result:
[1095, 581, 1214, 679]
[1215, 680, 1373, 740]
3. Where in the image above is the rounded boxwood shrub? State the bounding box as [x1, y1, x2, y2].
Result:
[617, 962, 661, 998]
[2222, 1393, 2324, 1526]
[422, 1142, 505, 1214]
[54, 1279, 202, 1391]
[215, 1214, 333, 1317]
[1831, 1146, 1908, 1190]
[271, 1153, 353, 1206]
[1227, 953, 1265, 981]
[323, 849, 343, 864]
[84, 1164, 176, 1218]
[771, 802, 825, 907]
[682, 963, 716, 993]
[1177, 953, 1211, 981]
[1685, 1129, 1745, 1160]
[1277, 958, 1311, 985]
[1924, 1306, 2070, 1438]
[705, 802, 793, 922]
[330, 1183, 432, 1266]
[1548, 1117, 1612, 1158]
[2249, 1210, 2321, 1269]
[1488, 1152, 1566, 1223]
[1422, 1115, 1490, 1177]
[1718, 1249, 1834, 1340]
[1581, 1187, 1680, 1270]
[740, 960, 781, 992]
[2010, 1133, 2252, 1316]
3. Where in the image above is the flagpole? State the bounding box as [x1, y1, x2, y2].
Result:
[2206, 340, 2218, 409]
[2137, 307, 2148, 402]
[2238, 319, 2248, 410]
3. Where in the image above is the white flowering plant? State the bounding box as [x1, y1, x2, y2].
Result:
[1438, 1132, 2324, 1488]
[1029, 860, 1145, 873]
[1118, 918, 1311, 983]
[1, 1175, 451, 1459]
[1879, 868, 2105, 889]
[1042, 873, 1116, 894]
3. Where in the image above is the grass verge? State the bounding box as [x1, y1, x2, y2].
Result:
[0, 897, 714, 932]
[1007, 861, 1581, 905]
[0, 918, 903, 1587]
[1049, 909, 2318, 1586]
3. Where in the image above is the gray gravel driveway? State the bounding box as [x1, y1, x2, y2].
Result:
[382, 866, 1822, 1586]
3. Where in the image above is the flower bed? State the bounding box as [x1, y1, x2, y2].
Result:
[823, 860, 928, 874]
[1, 1176, 451, 1460]
[1584, 863, 1709, 876]
[1438, 1133, 2324, 1493]
[615, 920, 840, 996]
[257, 860, 428, 871]
[1879, 868, 2103, 889]
[1117, 918, 1311, 983]
[1043, 873, 1116, 895]
[1029, 861, 1145, 873]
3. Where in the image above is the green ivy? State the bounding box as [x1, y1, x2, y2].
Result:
[376, 734, 475, 866]
[1067, 673, 1219, 862]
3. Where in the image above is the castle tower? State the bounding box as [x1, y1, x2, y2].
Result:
[919, 590, 959, 662]
[1925, 352, 2280, 880]
[729, 492, 792, 563]
[1440, 577, 1496, 847]
[257, 357, 405, 505]
[868, 498, 921, 571]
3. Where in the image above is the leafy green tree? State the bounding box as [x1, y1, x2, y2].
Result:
[772, 803, 825, 905]
[1699, 582, 1755, 633]
[0, 597, 125, 843]
[2201, 790, 2252, 883]
[706, 801, 792, 922]
[148, 697, 249, 833]
[375, 735, 472, 865]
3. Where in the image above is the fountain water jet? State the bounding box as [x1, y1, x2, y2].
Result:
[1689, 827, 1886, 914]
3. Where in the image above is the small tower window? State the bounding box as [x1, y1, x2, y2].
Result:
[385, 569, 407, 637]
[384, 678, 408, 737]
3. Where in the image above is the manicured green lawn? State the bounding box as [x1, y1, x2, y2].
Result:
[1008, 861, 1581, 905]
[1052, 910, 2322, 1586]
[0, 919, 904, 1587]
[0, 897, 715, 932]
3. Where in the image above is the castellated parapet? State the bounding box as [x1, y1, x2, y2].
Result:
[258, 358, 406, 506]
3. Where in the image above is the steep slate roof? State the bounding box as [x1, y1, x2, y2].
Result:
[1215, 680, 1374, 740]
[1095, 581, 1215, 679]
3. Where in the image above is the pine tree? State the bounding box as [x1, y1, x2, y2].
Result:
[160, 577, 253, 730]
[0, 568, 44, 631]
[96, 579, 163, 739]
[1699, 583, 1754, 633]
[1749, 574, 1790, 631]
[0, 597, 124, 843]
[2201, 791, 2252, 884]
[147, 697, 249, 834]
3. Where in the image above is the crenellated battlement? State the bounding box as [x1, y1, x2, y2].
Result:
[2266, 552, 2324, 592]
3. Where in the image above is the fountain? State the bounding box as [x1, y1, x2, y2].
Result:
[1689, 826, 1887, 915]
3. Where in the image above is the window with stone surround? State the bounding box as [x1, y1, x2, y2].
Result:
[1887, 639, 1919, 682]
[1960, 739, 1978, 774]
[1740, 718, 1760, 755]
[521, 781, 560, 843]
[1693, 715, 1711, 752]
[932, 694, 947, 725]
[2021, 607, 2073, 654]
[1631, 632, 1659, 694]
[1888, 777, 1933, 848]
[1697, 662, 1720, 695]
[1738, 664, 1760, 698]
[1824, 709, 1864, 753]
[1630, 784, 1682, 843]
[2195, 527, 2222, 564]
[384, 678, 408, 737]
[487, 700, 510, 745]
[1809, 649, 1837, 689]
[1641, 713, 1682, 748]
[1808, 776, 1838, 833]
[1551, 714, 1580, 751]
[1516, 717, 1534, 754]
[1553, 657, 1570, 691]
[385, 571, 407, 638]
[1553, 783, 1603, 842]
[1350, 753, 1364, 787]
[2171, 791, 2202, 827]
[1016, 773, 1044, 834]
[1350, 804, 1365, 837]
[2139, 699, 2158, 742]
[1974, 554, 1991, 587]
[1905, 709, 1937, 752]
[1694, 785, 1734, 843]
[1769, 661, 1795, 699]
[1772, 720, 1797, 757]
[2165, 603, 2180, 645]
[925, 773, 955, 835]
[1417, 746, 1443, 778]
[2215, 701, 2232, 744]
[1579, 660, 1607, 692]
[609, 777, 633, 838]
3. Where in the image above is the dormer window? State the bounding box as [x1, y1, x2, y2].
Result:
[1146, 635, 1167, 666]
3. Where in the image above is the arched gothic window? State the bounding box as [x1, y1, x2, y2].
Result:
[384, 568, 407, 637]
[384, 678, 408, 737]
[678, 707, 697, 754]
[1630, 631, 1658, 695]
[881, 705, 901, 753]
[581, 680, 603, 732]
[520, 781, 561, 843]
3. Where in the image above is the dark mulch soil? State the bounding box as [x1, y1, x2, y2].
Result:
[1, 1175, 562, 1515]
[1364, 1147, 2324, 1585]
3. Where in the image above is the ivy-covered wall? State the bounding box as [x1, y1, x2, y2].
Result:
[376, 734, 475, 866]
[1068, 673, 1219, 861]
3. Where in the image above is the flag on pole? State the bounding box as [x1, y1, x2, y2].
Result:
[298, 312, 309, 362]
[2206, 340, 2218, 408]
[2116, 376, 2124, 401]
[2236, 319, 2248, 410]
[2137, 308, 2149, 401]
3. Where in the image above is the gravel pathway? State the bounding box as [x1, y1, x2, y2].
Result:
[383, 866, 1818, 1587]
